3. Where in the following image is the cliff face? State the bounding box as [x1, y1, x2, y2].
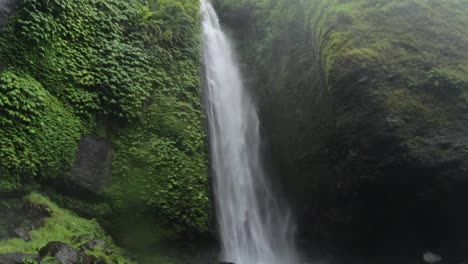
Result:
[0, 0, 210, 261]
[215, 0, 468, 259]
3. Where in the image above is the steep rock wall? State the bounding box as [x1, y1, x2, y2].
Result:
[215, 0, 468, 259]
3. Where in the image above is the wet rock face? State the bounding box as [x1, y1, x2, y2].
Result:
[322, 74, 468, 259]
[214, 0, 468, 260]
[0, 0, 23, 29]
[68, 136, 113, 195]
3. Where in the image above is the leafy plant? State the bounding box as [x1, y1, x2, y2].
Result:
[0, 0, 209, 243]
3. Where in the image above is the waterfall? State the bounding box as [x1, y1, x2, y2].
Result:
[200, 1, 299, 263]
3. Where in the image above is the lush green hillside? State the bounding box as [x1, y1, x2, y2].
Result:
[0, 193, 134, 263]
[0, 0, 210, 262]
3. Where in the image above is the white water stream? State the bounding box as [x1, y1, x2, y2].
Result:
[201, 1, 299, 263]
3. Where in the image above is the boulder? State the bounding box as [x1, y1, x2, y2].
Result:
[17, 201, 50, 231]
[0, 253, 38, 264]
[79, 240, 105, 252]
[1, 199, 50, 241]
[77, 240, 111, 264]
[12, 227, 30, 241]
[39, 241, 79, 264]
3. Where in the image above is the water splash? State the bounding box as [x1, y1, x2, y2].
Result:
[200, 1, 299, 263]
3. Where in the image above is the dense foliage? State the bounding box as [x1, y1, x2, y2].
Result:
[0, 0, 152, 119]
[106, 0, 210, 236]
[0, 0, 209, 243]
[108, 6, 210, 233]
[0, 69, 85, 191]
[110, 88, 210, 234]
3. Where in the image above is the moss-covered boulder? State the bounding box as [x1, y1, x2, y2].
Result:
[0, 193, 134, 263]
[214, 0, 468, 259]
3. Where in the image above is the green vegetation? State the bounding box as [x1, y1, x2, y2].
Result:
[0, 69, 85, 191]
[105, 0, 210, 237]
[0, 193, 134, 263]
[0, 0, 151, 120]
[110, 89, 210, 234]
[0, 0, 210, 260]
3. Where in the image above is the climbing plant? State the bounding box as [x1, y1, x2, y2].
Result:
[0, 69, 84, 190]
[0, 0, 209, 237]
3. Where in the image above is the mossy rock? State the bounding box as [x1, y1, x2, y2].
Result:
[214, 0, 468, 259]
[0, 192, 134, 263]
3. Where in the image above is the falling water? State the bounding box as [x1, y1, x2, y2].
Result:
[200, 1, 299, 263]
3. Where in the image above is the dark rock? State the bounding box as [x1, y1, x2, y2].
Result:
[0, 0, 23, 29]
[0, 197, 22, 240]
[19, 201, 51, 229]
[79, 240, 105, 251]
[0, 253, 38, 264]
[10, 201, 50, 240]
[39, 241, 79, 264]
[12, 227, 30, 241]
[104, 248, 112, 256]
[68, 137, 113, 195]
[1, 199, 50, 241]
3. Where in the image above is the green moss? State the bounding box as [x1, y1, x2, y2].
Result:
[218, 0, 468, 81]
[0, 193, 134, 263]
[215, 0, 468, 136]
[313, 0, 468, 84]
